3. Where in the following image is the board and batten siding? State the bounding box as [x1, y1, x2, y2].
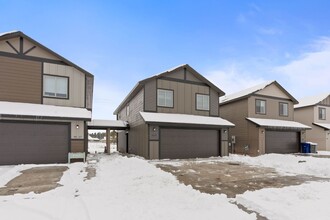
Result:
[210, 89, 219, 116]
[320, 96, 330, 106]
[85, 76, 94, 109]
[248, 95, 294, 120]
[157, 79, 209, 116]
[220, 98, 249, 154]
[128, 123, 148, 158]
[118, 88, 144, 127]
[144, 79, 157, 112]
[43, 63, 85, 108]
[0, 56, 42, 104]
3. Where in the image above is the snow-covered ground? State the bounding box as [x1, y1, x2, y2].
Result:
[1, 153, 330, 219]
[88, 142, 117, 153]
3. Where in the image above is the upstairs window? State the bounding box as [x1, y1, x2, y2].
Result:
[256, 99, 266, 114]
[279, 102, 288, 116]
[319, 107, 326, 120]
[196, 94, 210, 111]
[43, 75, 68, 99]
[157, 89, 173, 108]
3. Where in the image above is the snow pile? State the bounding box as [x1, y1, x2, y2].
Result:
[225, 153, 330, 177]
[237, 182, 330, 220]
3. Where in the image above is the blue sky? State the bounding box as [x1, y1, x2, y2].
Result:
[1, 0, 330, 119]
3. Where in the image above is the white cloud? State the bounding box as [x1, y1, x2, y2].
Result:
[258, 27, 282, 35]
[274, 37, 330, 98]
[205, 64, 266, 95]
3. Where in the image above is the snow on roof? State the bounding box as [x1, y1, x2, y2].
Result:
[220, 80, 275, 103]
[295, 93, 329, 109]
[313, 123, 330, 130]
[140, 112, 235, 127]
[0, 101, 91, 119]
[88, 135, 99, 141]
[246, 117, 311, 129]
[87, 119, 128, 128]
[0, 30, 18, 37]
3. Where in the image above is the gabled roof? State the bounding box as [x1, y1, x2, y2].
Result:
[295, 93, 330, 109]
[246, 117, 311, 130]
[313, 123, 330, 130]
[0, 31, 93, 77]
[113, 64, 224, 114]
[140, 112, 234, 127]
[220, 80, 298, 105]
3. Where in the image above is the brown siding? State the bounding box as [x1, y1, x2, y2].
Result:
[220, 99, 249, 154]
[0, 56, 41, 104]
[320, 95, 330, 106]
[117, 131, 127, 153]
[118, 88, 144, 127]
[71, 139, 85, 152]
[144, 79, 157, 112]
[247, 122, 260, 156]
[128, 124, 148, 158]
[157, 79, 209, 116]
[210, 89, 219, 116]
[185, 70, 202, 82]
[165, 69, 185, 80]
[85, 76, 94, 109]
[248, 95, 294, 120]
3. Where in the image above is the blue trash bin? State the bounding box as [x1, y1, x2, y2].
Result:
[301, 143, 311, 153]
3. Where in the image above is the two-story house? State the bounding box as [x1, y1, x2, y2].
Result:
[294, 94, 330, 151]
[114, 64, 234, 159]
[219, 81, 310, 156]
[0, 31, 94, 165]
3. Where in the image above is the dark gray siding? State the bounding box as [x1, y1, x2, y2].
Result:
[160, 128, 219, 159]
[265, 130, 299, 153]
[0, 56, 42, 104]
[128, 124, 148, 158]
[144, 79, 157, 112]
[118, 88, 144, 127]
[117, 130, 127, 153]
[0, 121, 69, 165]
[210, 89, 219, 116]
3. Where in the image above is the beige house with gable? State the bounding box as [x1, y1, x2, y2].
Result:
[0, 31, 94, 165]
[220, 81, 310, 156]
[294, 94, 330, 151]
[114, 64, 234, 159]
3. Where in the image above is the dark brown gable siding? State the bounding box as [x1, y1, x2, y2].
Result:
[0, 56, 41, 104]
[320, 96, 330, 106]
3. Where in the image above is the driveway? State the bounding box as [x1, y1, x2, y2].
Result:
[156, 160, 328, 198]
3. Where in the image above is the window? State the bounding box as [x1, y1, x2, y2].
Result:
[256, 99, 266, 114]
[279, 102, 288, 116]
[126, 105, 130, 116]
[319, 107, 326, 120]
[43, 75, 68, 98]
[157, 89, 173, 107]
[196, 94, 210, 111]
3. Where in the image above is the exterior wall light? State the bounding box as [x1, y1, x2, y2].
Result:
[76, 124, 79, 129]
[223, 129, 227, 133]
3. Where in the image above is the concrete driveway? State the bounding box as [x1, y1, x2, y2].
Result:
[156, 160, 328, 198]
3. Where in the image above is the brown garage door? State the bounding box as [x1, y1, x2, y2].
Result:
[160, 128, 219, 159]
[0, 121, 69, 165]
[266, 130, 299, 154]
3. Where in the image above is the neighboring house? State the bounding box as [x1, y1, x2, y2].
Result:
[0, 31, 94, 165]
[219, 81, 310, 156]
[113, 64, 234, 159]
[294, 94, 330, 151]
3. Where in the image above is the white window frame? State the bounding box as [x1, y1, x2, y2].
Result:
[196, 94, 210, 111]
[279, 102, 288, 116]
[319, 107, 326, 120]
[256, 99, 266, 114]
[157, 89, 174, 108]
[43, 75, 69, 99]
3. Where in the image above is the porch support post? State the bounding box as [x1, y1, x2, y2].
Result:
[106, 128, 111, 154]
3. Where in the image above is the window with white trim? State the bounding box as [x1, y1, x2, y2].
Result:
[319, 107, 326, 120]
[43, 75, 68, 98]
[256, 99, 266, 114]
[196, 94, 209, 111]
[279, 102, 288, 116]
[157, 89, 173, 107]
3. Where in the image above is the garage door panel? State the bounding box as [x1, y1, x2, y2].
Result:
[266, 130, 299, 154]
[0, 122, 69, 165]
[160, 128, 219, 159]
